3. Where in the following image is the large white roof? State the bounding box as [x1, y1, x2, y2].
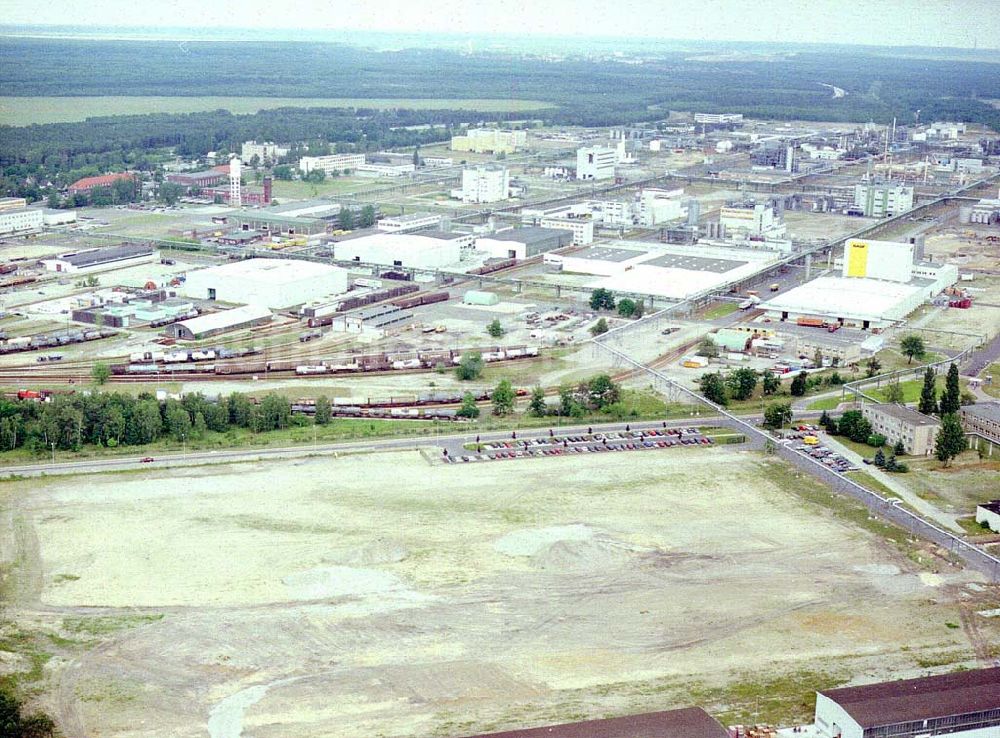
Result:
[761, 276, 925, 320]
[189, 258, 344, 285]
[177, 304, 272, 334]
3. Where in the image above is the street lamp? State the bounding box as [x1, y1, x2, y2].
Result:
[51, 441, 55, 464]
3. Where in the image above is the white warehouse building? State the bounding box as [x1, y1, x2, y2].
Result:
[334, 231, 464, 269]
[180, 258, 349, 309]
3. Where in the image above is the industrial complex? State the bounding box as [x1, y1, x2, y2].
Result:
[2, 100, 1000, 738]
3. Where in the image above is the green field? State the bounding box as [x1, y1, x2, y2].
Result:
[0, 96, 557, 126]
[269, 177, 374, 200]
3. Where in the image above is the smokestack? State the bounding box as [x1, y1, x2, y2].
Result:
[263, 176, 272, 204]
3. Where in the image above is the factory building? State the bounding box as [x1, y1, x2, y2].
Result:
[0, 206, 44, 236]
[853, 182, 914, 218]
[298, 153, 366, 175]
[813, 666, 1000, 738]
[639, 188, 687, 226]
[761, 277, 933, 330]
[0, 197, 26, 213]
[334, 231, 464, 269]
[842, 238, 915, 283]
[450, 128, 527, 154]
[576, 146, 617, 180]
[167, 304, 273, 340]
[40, 244, 158, 273]
[539, 216, 594, 245]
[457, 165, 510, 204]
[459, 707, 728, 738]
[165, 169, 228, 189]
[230, 199, 359, 236]
[42, 209, 77, 227]
[764, 237, 956, 329]
[548, 242, 771, 300]
[376, 213, 443, 233]
[719, 201, 787, 238]
[861, 404, 940, 455]
[475, 227, 572, 260]
[180, 259, 348, 309]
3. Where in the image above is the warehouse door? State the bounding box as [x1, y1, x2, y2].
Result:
[208, 288, 216, 301]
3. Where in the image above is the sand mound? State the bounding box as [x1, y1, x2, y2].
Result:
[535, 537, 634, 571]
[281, 566, 405, 600]
[494, 524, 594, 557]
[322, 540, 408, 566]
[495, 525, 640, 571]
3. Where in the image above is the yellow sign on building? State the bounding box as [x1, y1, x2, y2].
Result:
[846, 240, 869, 277]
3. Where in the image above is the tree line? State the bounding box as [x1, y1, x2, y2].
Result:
[0, 391, 306, 453]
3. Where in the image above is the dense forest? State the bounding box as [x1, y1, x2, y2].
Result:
[1, 36, 999, 199]
[3, 36, 1000, 129]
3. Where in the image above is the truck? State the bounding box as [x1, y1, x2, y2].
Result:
[796, 317, 826, 328]
[769, 283, 780, 292]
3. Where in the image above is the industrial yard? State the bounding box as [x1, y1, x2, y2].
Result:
[2, 32, 1000, 736]
[2, 447, 990, 737]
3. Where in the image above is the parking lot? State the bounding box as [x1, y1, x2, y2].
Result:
[784, 427, 859, 474]
[444, 426, 717, 463]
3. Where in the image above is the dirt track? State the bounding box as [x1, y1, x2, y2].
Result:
[1, 448, 989, 736]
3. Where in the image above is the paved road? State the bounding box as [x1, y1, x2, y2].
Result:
[0, 416, 747, 479]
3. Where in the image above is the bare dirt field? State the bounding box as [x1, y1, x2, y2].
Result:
[1, 448, 994, 736]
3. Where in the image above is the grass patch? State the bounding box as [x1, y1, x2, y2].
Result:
[807, 394, 848, 411]
[690, 668, 849, 725]
[956, 516, 993, 536]
[0, 96, 556, 126]
[845, 471, 899, 498]
[701, 302, 740, 320]
[62, 613, 164, 636]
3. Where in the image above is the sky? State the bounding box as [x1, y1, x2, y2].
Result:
[0, 0, 997, 50]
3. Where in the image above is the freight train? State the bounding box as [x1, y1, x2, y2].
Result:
[112, 346, 540, 377]
[0, 328, 117, 355]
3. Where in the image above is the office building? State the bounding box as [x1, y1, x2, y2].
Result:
[861, 403, 940, 455]
[960, 402, 1000, 447]
[539, 216, 594, 245]
[240, 141, 284, 164]
[576, 146, 617, 180]
[298, 153, 366, 175]
[0, 207, 44, 236]
[694, 112, 743, 125]
[0, 197, 27, 213]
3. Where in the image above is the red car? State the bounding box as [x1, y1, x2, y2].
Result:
[140, 457, 155, 463]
